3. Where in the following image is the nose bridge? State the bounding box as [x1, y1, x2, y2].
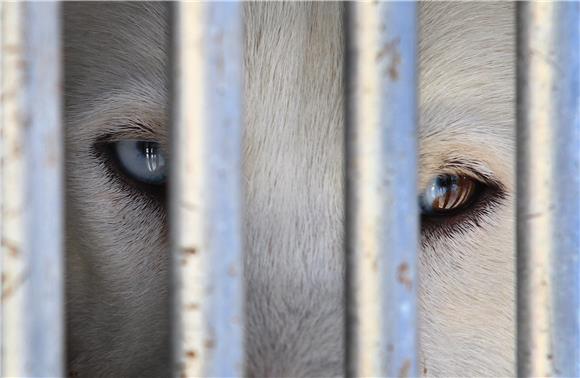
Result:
[242, 222, 345, 378]
[241, 120, 345, 377]
[238, 3, 347, 375]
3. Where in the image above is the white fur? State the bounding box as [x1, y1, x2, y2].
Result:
[64, 2, 515, 377]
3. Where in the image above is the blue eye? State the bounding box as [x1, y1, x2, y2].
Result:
[114, 140, 167, 185]
[420, 174, 478, 215]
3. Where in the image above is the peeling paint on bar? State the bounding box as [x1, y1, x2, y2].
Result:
[0, 2, 64, 377]
[0, 5, 25, 374]
[516, 2, 580, 377]
[344, 2, 419, 377]
[171, 2, 244, 378]
[0, 3, 4, 374]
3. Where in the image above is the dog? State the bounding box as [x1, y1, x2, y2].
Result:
[64, 2, 515, 376]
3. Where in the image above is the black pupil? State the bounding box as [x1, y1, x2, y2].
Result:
[437, 175, 459, 194]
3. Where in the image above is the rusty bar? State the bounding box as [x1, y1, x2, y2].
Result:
[517, 2, 580, 377]
[1, 1, 64, 376]
[344, 2, 419, 377]
[171, 2, 244, 377]
[1, 2, 26, 372]
[0, 4, 4, 374]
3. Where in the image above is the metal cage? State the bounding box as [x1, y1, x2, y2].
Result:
[1, 2, 578, 377]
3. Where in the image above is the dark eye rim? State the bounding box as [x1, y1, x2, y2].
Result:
[420, 173, 507, 243]
[92, 137, 167, 203]
[92, 135, 504, 241]
[420, 174, 482, 218]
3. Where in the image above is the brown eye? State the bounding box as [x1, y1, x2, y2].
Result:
[420, 174, 479, 215]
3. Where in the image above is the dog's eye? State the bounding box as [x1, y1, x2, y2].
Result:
[114, 140, 167, 185]
[420, 174, 479, 215]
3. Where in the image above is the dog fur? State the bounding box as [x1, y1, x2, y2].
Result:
[64, 2, 515, 377]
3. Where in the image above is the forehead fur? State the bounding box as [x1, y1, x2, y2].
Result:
[419, 2, 515, 191]
[63, 2, 516, 376]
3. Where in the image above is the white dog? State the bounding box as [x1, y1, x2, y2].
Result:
[64, 2, 515, 376]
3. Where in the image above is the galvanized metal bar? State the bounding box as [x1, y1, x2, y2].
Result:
[171, 2, 244, 377]
[1, 2, 65, 376]
[0, 4, 4, 374]
[516, 2, 580, 377]
[344, 2, 419, 377]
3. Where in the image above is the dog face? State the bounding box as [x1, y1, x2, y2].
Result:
[64, 2, 515, 376]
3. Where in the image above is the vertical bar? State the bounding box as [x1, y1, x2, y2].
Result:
[0, 3, 5, 374]
[344, 2, 419, 377]
[0, 3, 20, 376]
[517, 2, 580, 377]
[171, 2, 244, 377]
[1, 2, 64, 377]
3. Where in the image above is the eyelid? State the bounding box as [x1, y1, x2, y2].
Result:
[420, 162, 507, 244]
[440, 159, 502, 187]
[92, 140, 167, 203]
[115, 140, 167, 185]
[421, 185, 505, 246]
[96, 132, 159, 145]
[420, 159, 504, 194]
[420, 174, 479, 215]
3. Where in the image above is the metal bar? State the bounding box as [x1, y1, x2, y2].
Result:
[1, 2, 65, 376]
[344, 2, 419, 377]
[516, 2, 580, 377]
[0, 4, 5, 374]
[171, 2, 244, 377]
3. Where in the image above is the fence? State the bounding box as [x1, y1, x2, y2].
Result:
[1, 2, 578, 377]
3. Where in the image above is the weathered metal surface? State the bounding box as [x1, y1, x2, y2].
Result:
[0, 4, 4, 373]
[1, 2, 64, 376]
[344, 2, 419, 377]
[517, 2, 580, 377]
[0, 3, 24, 375]
[171, 2, 244, 377]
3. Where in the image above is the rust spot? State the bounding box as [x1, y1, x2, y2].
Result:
[397, 262, 413, 291]
[186, 350, 197, 359]
[376, 39, 394, 62]
[4, 44, 21, 54]
[399, 359, 411, 378]
[183, 247, 197, 255]
[1, 273, 26, 300]
[68, 370, 79, 378]
[547, 353, 553, 360]
[375, 37, 401, 81]
[205, 339, 215, 349]
[2, 238, 20, 258]
[181, 200, 197, 212]
[524, 211, 545, 220]
[186, 302, 200, 311]
[227, 265, 238, 277]
[11, 140, 22, 157]
[387, 343, 394, 352]
[177, 362, 187, 378]
[388, 54, 401, 80]
[423, 366, 428, 376]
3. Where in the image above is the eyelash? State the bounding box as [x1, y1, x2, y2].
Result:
[92, 140, 167, 204]
[93, 137, 504, 241]
[420, 175, 506, 245]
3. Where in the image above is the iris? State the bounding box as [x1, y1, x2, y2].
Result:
[114, 141, 167, 185]
[420, 174, 478, 215]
